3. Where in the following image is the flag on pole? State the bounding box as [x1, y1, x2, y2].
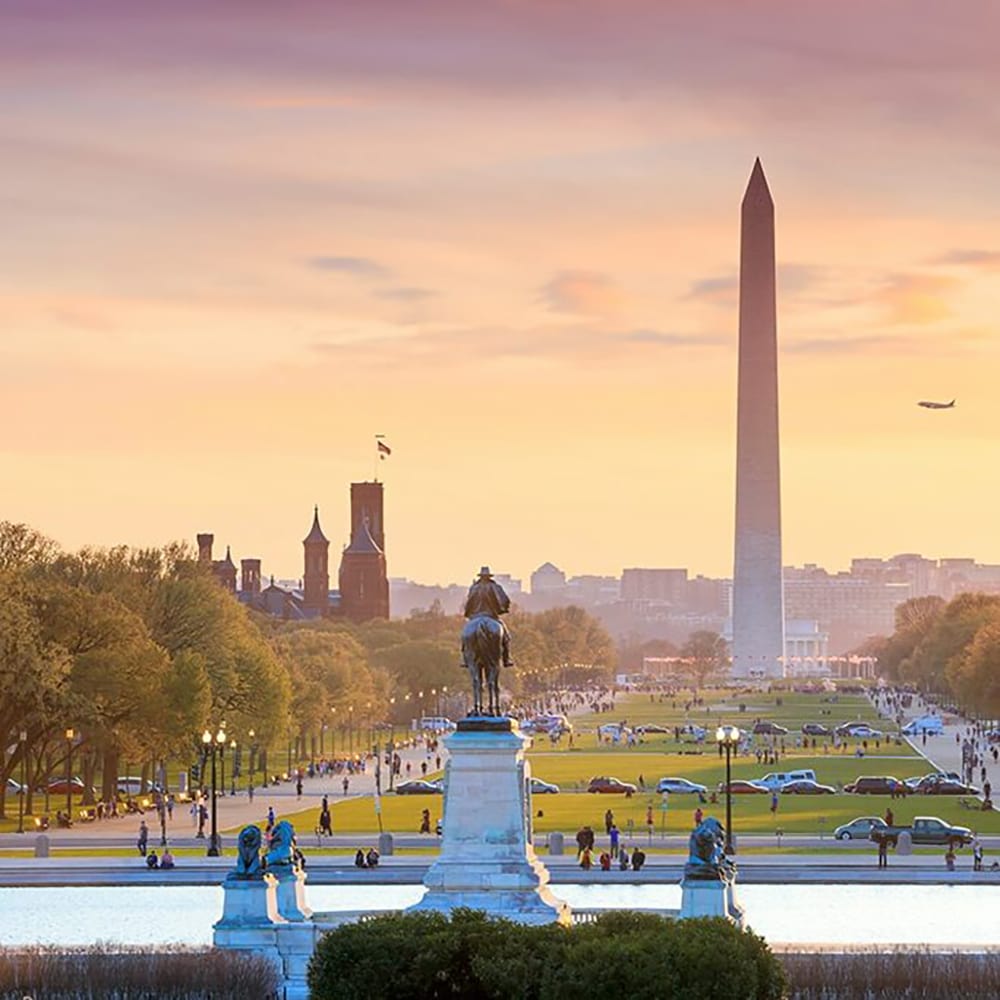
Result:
[377, 440, 392, 459]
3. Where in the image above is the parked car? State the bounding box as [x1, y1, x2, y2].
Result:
[655, 777, 707, 795]
[904, 771, 961, 791]
[921, 779, 979, 796]
[835, 723, 882, 739]
[901, 716, 943, 736]
[752, 722, 789, 735]
[395, 779, 443, 795]
[755, 769, 817, 791]
[587, 776, 637, 794]
[835, 816, 888, 841]
[42, 777, 89, 796]
[6, 778, 25, 796]
[718, 780, 768, 794]
[524, 714, 572, 735]
[635, 724, 669, 734]
[870, 816, 973, 848]
[416, 717, 455, 733]
[117, 777, 164, 797]
[781, 779, 836, 795]
[597, 723, 633, 740]
[678, 724, 707, 741]
[529, 777, 560, 794]
[801, 723, 831, 737]
[844, 776, 902, 795]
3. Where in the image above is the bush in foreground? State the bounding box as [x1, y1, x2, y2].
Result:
[308, 909, 786, 1000]
[0, 945, 279, 1000]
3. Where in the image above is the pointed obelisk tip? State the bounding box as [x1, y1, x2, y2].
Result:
[742, 157, 772, 207]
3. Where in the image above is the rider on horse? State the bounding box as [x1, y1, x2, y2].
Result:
[463, 567, 514, 668]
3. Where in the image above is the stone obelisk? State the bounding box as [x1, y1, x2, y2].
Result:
[732, 159, 785, 680]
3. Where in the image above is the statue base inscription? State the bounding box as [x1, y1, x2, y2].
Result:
[407, 717, 570, 925]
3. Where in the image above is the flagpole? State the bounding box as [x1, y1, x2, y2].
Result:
[374, 434, 387, 483]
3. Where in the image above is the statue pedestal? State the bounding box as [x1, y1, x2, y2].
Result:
[407, 717, 570, 925]
[213, 875, 285, 979]
[273, 866, 312, 922]
[679, 876, 745, 928]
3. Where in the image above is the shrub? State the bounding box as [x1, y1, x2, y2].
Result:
[0, 945, 279, 1000]
[781, 948, 1000, 999]
[308, 909, 786, 1000]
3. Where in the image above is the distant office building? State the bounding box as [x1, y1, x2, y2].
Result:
[531, 562, 566, 594]
[621, 568, 688, 605]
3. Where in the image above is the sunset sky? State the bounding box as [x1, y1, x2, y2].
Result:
[3, 1, 1000, 586]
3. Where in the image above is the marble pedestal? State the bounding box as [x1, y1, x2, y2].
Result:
[273, 866, 312, 922]
[407, 717, 570, 925]
[212, 875, 285, 982]
[679, 876, 745, 928]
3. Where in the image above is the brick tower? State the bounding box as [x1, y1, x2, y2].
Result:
[302, 506, 330, 614]
[339, 482, 389, 622]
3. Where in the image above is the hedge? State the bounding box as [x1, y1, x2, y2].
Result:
[308, 909, 786, 1000]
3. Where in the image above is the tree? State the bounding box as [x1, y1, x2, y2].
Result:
[948, 618, 1000, 718]
[680, 630, 728, 687]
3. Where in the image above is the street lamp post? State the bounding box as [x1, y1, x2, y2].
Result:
[230, 739, 237, 795]
[716, 724, 741, 855]
[64, 728, 75, 825]
[204, 728, 225, 856]
[248, 729, 256, 794]
[17, 730, 27, 834]
[348, 705, 355, 755]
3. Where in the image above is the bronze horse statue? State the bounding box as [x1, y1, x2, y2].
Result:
[461, 613, 504, 716]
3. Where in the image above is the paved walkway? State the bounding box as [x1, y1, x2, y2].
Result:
[3, 739, 445, 846]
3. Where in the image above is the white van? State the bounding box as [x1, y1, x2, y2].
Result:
[757, 769, 817, 791]
[416, 717, 455, 733]
[902, 716, 943, 736]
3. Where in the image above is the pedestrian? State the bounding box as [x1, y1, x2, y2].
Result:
[296, 775, 303, 799]
[166, 794, 173, 820]
[599, 851, 612, 871]
[266, 806, 275, 834]
[884, 807, 894, 827]
[770, 792, 779, 815]
[694, 806, 703, 827]
[984, 780, 992, 803]
[609, 823, 620, 859]
[420, 808, 431, 834]
[877, 834, 888, 869]
[973, 837, 984, 872]
[579, 847, 593, 870]
[342, 776, 350, 796]
[137, 819, 149, 857]
[604, 808, 614, 835]
[618, 848, 630, 871]
[631, 846, 646, 871]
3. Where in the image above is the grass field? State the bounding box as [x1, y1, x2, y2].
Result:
[274, 690, 1000, 839]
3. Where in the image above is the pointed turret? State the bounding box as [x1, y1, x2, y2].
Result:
[303, 505, 329, 545]
[302, 505, 330, 614]
[344, 516, 382, 555]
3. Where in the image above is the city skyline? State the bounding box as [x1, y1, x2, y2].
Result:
[4, 2, 1000, 583]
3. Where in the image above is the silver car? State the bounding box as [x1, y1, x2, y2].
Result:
[834, 816, 887, 841]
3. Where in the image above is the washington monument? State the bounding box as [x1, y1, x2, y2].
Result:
[731, 159, 785, 680]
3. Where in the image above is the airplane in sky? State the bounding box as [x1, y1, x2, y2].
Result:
[917, 399, 956, 409]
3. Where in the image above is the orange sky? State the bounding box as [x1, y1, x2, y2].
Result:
[3, 2, 999, 584]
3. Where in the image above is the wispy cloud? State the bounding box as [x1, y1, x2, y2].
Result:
[931, 249, 1000, 271]
[625, 329, 726, 347]
[374, 286, 435, 302]
[307, 256, 390, 279]
[686, 275, 737, 307]
[539, 270, 622, 316]
[784, 334, 901, 355]
[873, 273, 960, 325]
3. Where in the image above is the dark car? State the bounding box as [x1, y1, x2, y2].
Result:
[801, 723, 831, 737]
[42, 777, 89, 796]
[781, 779, 836, 795]
[718, 780, 768, 795]
[921, 779, 979, 796]
[752, 722, 789, 736]
[394, 780, 443, 795]
[635, 724, 669, 734]
[844, 776, 902, 795]
[587, 776, 638, 794]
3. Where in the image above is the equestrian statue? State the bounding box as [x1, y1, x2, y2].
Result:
[461, 566, 513, 716]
